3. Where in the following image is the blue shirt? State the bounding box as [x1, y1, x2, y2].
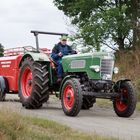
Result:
[51, 42, 74, 61]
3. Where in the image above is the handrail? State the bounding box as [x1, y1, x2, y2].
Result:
[4, 46, 51, 56]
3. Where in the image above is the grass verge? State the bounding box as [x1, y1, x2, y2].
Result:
[96, 99, 112, 108]
[0, 108, 117, 140]
[136, 102, 140, 111]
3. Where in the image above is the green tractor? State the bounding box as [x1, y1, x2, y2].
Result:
[18, 31, 136, 117]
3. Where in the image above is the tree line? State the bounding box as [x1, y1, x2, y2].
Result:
[53, 0, 140, 51]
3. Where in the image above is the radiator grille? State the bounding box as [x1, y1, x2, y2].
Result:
[101, 59, 114, 79]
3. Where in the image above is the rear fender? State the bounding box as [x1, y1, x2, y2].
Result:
[19, 52, 50, 67]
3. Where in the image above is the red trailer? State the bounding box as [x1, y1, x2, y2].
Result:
[0, 46, 51, 100]
[0, 47, 24, 94]
[0, 55, 22, 92]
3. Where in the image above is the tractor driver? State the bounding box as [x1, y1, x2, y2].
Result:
[51, 35, 76, 82]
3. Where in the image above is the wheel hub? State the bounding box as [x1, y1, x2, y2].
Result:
[28, 80, 32, 86]
[66, 92, 71, 100]
[116, 88, 128, 112]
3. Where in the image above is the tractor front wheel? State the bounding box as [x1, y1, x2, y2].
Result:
[113, 81, 137, 117]
[18, 59, 50, 109]
[61, 78, 83, 116]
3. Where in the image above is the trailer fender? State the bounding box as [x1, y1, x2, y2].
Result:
[19, 52, 50, 67]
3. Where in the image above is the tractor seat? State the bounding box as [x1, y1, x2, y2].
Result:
[49, 57, 57, 69]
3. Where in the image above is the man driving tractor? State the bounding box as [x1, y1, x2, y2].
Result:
[51, 36, 76, 82]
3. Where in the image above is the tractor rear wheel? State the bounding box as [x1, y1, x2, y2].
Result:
[61, 78, 83, 116]
[113, 81, 137, 117]
[18, 59, 49, 109]
[82, 96, 96, 110]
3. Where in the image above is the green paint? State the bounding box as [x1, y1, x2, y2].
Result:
[19, 52, 50, 67]
[24, 52, 50, 61]
[62, 52, 115, 79]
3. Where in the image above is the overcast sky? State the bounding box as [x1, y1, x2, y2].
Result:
[0, 0, 71, 49]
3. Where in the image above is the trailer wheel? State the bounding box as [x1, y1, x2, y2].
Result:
[82, 96, 96, 110]
[61, 78, 83, 116]
[113, 81, 137, 117]
[0, 76, 7, 101]
[18, 59, 49, 109]
[0, 84, 6, 101]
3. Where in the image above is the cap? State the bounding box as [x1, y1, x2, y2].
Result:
[60, 35, 68, 41]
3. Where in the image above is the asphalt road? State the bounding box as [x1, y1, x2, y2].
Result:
[0, 94, 140, 140]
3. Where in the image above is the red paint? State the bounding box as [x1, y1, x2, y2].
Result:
[0, 47, 50, 93]
[0, 55, 22, 92]
[63, 84, 75, 110]
[115, 88, 128, 112]
[21, 66, 32, 97]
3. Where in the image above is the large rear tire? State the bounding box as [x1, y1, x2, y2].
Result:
[18, 59, 49, 109]
[113, 81, 137, 117]
[61, 78, 83, 116]
[82, 96, 96, 110]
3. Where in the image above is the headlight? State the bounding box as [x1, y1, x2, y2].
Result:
[90, 65, 100, 72]
[114, 67, 119, 74]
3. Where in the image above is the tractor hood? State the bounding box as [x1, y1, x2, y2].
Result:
[62, 52, 115, 79]
[62, 52, 114, 60]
